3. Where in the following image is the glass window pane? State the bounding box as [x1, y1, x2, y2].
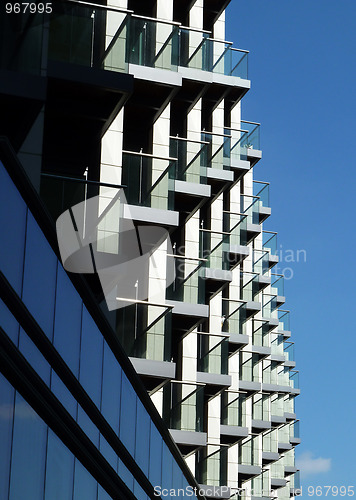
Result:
[161, 443, 173, 492]
[0, 298, 19, 345]
[148, 424, 162, 487]
[0, 372, 15, 500]
[101, 342, 121, 434]
[135, 400, 150, 475]
[134, 480, 148, 500]
[53, 265, 82, 376]
[0, 162, 27, 294]
[22, 213, 57, 339]
[73, 458, 97, 500]
[45, 429, 74, 500]
[80, 308, 104, 408]
[18, 328, 51, 385]
[9, 392, 47, 500]
[119, 373, 137, 455]
[118, 458, 134, 492]
[77, 406, 99, 447]
[50, 371, 77, 419]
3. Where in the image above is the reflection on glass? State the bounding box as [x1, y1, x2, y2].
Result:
[163, 382, 205, 432]
[196, 446, 228, 487]
[221, 392, 247, 427]
[166, 256, 205, 304]
[198, 335, 228, 375]
[222, 300, 247, 336]
[263, 231, 277, 255]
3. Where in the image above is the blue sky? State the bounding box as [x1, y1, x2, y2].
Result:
[226, 0, 356, 493]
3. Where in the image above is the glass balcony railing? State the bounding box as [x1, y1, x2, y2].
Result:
[251, 471, 270, 498]
[271, 334, 285, 357]
[241, 121, 261, 150]
[196, 447, 228, 487]
[198, 335, 229, 375]
[179, 30, 248, 78]
[40, 173, 117, 223]
[271, 394, 285, 417]
[253, 249, 269, 275]
[241, 273, 259, 302]
[253, 181, 270, 209]
[200, 230, 232, 271]
[278, 366, 290, 387]
[110, 301, 172, 362]
[163, 382, 205, 433]
[290, 420, 300, 439]
[240, 353, 261, 382]
[125, 16, 179, 70]
[263, 429, 278, 454]
[239, 436, 259, 466]
[284, 342, 295, 362]
[278, 310, 290, 332]
[222, 300, 247, 336]
[271, 275, 284, 296]
[252, 394, 269, 421]
[221, 392, 247, 427]
[290, 371, 299, 390]
[166, 256, 206, 304]
[263, 231, 278, 256]
[291, 470, 301, 490]
[122, 151, 175, 210]
[169, 136, 207, 184]
[223, 212, 248, 247]
[262, 361, 279, 385]
[242, 195, 260, 225]
[3, 1, 249, 80]
[201, 132, 231, 171]
[278, 423, 290, 444]
[252, 320, 269, 347]
[262, 294, 278, 320]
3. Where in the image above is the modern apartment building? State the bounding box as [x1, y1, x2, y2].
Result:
[0, 0, 300, 499]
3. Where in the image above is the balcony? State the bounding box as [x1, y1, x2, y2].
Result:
[166, 256, 209, 334]
[92, 297, 174, 392]
[241, 195, 264, 242]
[162, 381, 207, 455]
[200, 230, 233, 295]
[277, 310, 291, 338]
[222, 300, 249, 354]
[253, 250, 271, 290]
[253, 181, 271, 222]
[271, 275, 286, 306]
[263, 232, 279, 268]
[169, 136, 210, 216]
[202, 132, 234, 189]
[284, 342, 296, 368]
[262, 361, 290, 394]
[196, 447, 230, 497]
[262, 295, 279, 331]
[197, 334, 232, 394]
[252, 394, 271, 433]
[270, 334, 286, 364]
[225, 121, 261, 169]
[221, 392, 249, 444]
[241, 121, 262, 166]
[289, 371, 300, 396]
[223, 212, 249, 264]
[290, 470, 302, 496]
[239, 352, 262, 393]
[252, 320, 272, 358]
[238, 437, 262, 481]
[242, 273, 261, 318]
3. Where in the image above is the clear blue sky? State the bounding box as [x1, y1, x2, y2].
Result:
[226, 0, 356, 493]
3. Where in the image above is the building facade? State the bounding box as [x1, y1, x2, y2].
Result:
[0, 0, 300, 499]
